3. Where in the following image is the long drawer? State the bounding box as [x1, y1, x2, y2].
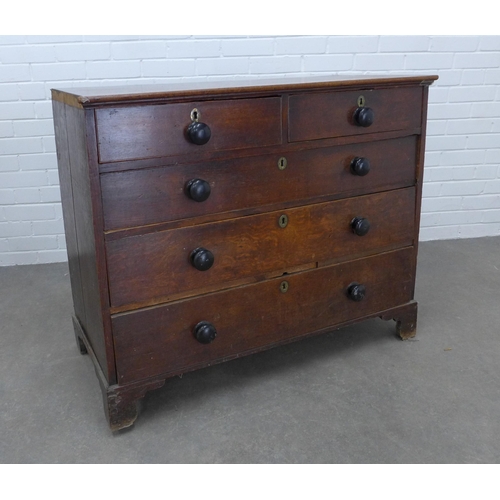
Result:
[101, 135, 418, 231]
[106, 187, 416, 310]
[288, 86, 422, 142]
[112, 247, 415, 384]
[96, 97, 282, 163]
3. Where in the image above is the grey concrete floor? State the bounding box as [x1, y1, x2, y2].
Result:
[1, 237, 499, 463]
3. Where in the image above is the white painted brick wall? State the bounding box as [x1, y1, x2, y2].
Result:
[1, 35, 499, 265]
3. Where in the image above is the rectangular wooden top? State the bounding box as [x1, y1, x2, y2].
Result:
[51, 74, 438, 108]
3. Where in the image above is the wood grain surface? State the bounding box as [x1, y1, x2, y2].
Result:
[101, 135, 418, 231]
[106, 188, 416, 310]
[96, 97, 282, 163]
[288, 86, 422, 142]
[112, 247, 415, 383]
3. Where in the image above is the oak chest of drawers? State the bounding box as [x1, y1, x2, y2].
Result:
[52, 75, 437, 431]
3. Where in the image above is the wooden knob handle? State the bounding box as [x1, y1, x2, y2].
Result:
[190, 247, 214, 271]
[186, 178, 211, 202]
[347, 282, 366, 302]
[194, 321, 217, 344]
[187, 121, 211, 145]
[353, 107, 374, 127]
[351, 217, 371, 236]
[350, 157, 371, 176]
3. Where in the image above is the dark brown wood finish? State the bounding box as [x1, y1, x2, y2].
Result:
[101, 135, 417, 231]
[106, 188, 415, 310]
[96, 97, 282, 163]
[52, 74, 437, 108]
[97, 127, 421, 175]
[83, 110, 117, 384]
[72, 315, 164, 430]
[112, 247, 414, 383]
[380, 301, 418, 340]
[411, 84, 431, 299]
[288, 86, 423, 142]
[52, 100, 86, 327]
[52, 100, 114, 383]
[52, 75, 437, 431]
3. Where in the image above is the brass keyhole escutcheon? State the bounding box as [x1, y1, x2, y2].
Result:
[278, 214, 288, 228]
[278, 157, 287, 170]
[190, 108, 200, 122]
[280, 280, 289, 293]
[357, 95, 365, 107]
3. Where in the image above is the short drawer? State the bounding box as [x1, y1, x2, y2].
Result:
[112, 247, 415, 383]
[96, 97, 282, 163]
[101, 135, 418, 231]
[106, 187, 416, 310]
[288, 86, 422, 143]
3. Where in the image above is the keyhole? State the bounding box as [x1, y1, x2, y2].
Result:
[357, 95, 365, 107]
[278, 214, 288, 228]
[280, 280, 289, 293]
[278, 157, 287, 170]
[190, 108, 200, 122]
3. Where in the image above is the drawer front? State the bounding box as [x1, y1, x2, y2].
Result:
[101, 135, 418, 231]
[106, 188, 415, 309]
[96, 97, 282, 163]
[288, 86, 422, 143]
[112, 247, 415, 383]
